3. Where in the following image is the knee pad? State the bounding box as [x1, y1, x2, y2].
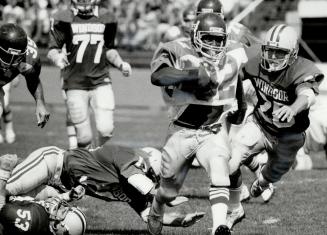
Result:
[75, 123, 92, 147]
[97, 120, 114, 138]
[67, 100, 88, 125]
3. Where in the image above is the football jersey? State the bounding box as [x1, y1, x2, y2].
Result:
[151, 38, 248, 127]
[61, 144, 152, 214]
[49, 8, 117, 90]
[0, 200, 52, 235]
[0, 38, 40, 88]
[241, 48, 324, 134]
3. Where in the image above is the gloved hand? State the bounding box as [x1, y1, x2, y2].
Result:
[120, 61, 132, 77]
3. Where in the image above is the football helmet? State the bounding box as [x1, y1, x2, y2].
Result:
[261, 24, 299, 72]
[0, 23, 27, 70]
[196, 0, 224, 18]
[191, 13, 227, 63]
[182, 5, 196, 33]
[71, 0, 98, 16]
[44, 198, 86, 235]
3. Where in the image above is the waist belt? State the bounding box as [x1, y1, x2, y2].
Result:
[173, 120, 222, 134]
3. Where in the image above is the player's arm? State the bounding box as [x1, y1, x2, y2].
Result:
[23, 59, 50, 128]
[47, 18, 69, 69]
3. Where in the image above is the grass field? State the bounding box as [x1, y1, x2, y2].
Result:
[2, 67, 327, 235]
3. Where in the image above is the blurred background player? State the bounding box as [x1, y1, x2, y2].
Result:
[48, 0, 132, 149]
[148, 13, 248, 235]
[3, 144, 204, 228]
[227, 24, 324, 230]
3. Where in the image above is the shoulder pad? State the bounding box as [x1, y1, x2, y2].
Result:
[52, 9, 74, 23]
[98, 9, 117, 24]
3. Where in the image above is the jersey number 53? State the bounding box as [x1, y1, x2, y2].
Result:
[72, 34, 104, 63]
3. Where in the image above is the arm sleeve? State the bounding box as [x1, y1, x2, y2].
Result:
[104, 22, 118, 49]
[49, 19, 68, 50]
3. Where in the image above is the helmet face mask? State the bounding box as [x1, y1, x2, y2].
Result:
[0, 46, 26, 69]
[71, 0, 97, 16]
[261, 24, 299, 72]
[192, 13, 227, 63]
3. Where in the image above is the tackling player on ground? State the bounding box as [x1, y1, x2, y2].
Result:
[227, 24, 324, 230]
[1, 143, 204, 228]
[47, 0, 132, 148]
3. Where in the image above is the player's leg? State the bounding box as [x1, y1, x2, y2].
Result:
[62, 88, 77, 149]
[0, 88, 4, 143]
[196, 129, 231, 234]
[91, 84, 115, 146]
[6, 146, 64, 196]
[2, 82, 15, 144]
[228, 119, 266, 229]
[251, 132, 305, 197]
[149, 128, 196, 235]
[66, 89, 92, 148]
[0, 154, 18, 210]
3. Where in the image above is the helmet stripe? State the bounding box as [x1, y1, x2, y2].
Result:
[275, 25, 287, 43]
[72, 208, 87, 233]
[270, 24, 286, 42]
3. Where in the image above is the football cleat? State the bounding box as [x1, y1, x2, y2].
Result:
[250, 179, 270, 198]
[240, 184, 250, 202]
[261, 183, 274, 203]
[147, 207, 163, 235]
[214, 224, 231, 235]
[226, 205, 245, 229]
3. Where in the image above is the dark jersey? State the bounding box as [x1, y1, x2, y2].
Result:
[61, 144, 152, 214]
[49, 8, 117, 90]
[0, 38, 41, 89]
[0, 200, 52, 235]
[241, 48, 324, 134]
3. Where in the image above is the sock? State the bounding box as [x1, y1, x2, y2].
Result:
[209, 185, 229, 231]
[229, 186, 242, 211]
[67, 125, 77, 149]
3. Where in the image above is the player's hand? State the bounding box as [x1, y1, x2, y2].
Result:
[35, 103, 50, 128]
[120, 61, 132, 77]
[54, 52, 69, 69]
[162, 211, 205, 227]
[166, 196, 188, 207]
[273, 105, 295, 123]
[197, 61, 212, 88]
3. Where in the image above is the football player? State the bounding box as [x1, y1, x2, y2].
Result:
[0, 23, 50, 129]
[227, 24, 324, 229]
[3, 144, 204, 228]
[147, 13, 248, 235]
[47, 0, 132, 148]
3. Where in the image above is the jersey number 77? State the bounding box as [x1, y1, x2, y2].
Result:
[72, 34, 104, 63]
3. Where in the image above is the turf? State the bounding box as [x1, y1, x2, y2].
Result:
[2, 67, 327, 235]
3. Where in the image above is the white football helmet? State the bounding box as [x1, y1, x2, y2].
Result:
[52, 207, 86, 235]
[261, 24, 299, 72]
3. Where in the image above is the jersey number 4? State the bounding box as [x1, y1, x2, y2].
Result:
[73, 34, 104, 63]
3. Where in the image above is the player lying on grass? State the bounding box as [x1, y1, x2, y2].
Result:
[0, 154, 86, 235]
[2, 143, 204, 228]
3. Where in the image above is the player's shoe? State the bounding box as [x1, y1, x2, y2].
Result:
[147, 207, 163, 235]
[5, 128, 16, 144]
[261, 183, 274, 203]
[250, 179, 270, 198]
[214, 225, 231, 235]
[240, 184, 250, 202]
[226, 204, 245, 229]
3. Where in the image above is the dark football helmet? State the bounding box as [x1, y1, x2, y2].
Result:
[0, 23, 27, 70]
[71, 0, 98, 16]
[191, 13, 227, 63]
[196, 0, 224, 18]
